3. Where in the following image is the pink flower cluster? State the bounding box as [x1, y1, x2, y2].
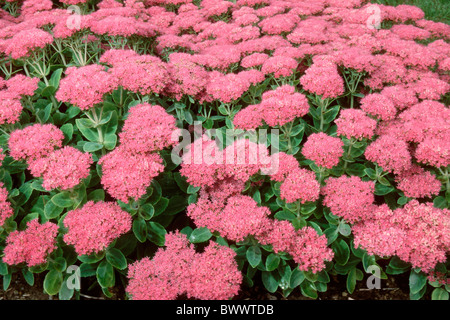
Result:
[234, 85, 309, 129]
[8, 123, 91, 191]
[2, 219, 59, 267]
[0, 74, 38, 125]
[353, 201, 450, 273]
[8, 124, 64, 161]
[182, 139, 332, 273]
[126, 232, 242, 300]
[63, 201, 132, 256]
[0, 182, 14, 228]
[99, 103, 176, 203]
[302, 132, 344, 169]
[322, 175, 375, 224]
[335, 109, 377, 141]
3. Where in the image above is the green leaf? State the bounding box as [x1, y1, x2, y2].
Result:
[346, 268, 357, 294]
[44, 200, 64, 219]
[174, 172, 189, 193]
[60, 123, 73, 143]
[189, 227, 212, 244]
[289, 268, 305, 288]
[80, 263, 97, 277]
[78, 252, 105, 264]
[83, 142, 104, 153]
[52, 257, 67, 272]
[409, 270, 427, 295]
[362, 252, 377, 272]
[44, 270, 63, 295]
[51, 192, 74, 208]
[364, 168, 377, 179]
[106, 248, 127, 270]
[22, 269, 34, 286]
[87, 189, 105, 202]
[433, 196, 447, 209]
[431, 288, 449, 300]
[147, 222, 167, 246]
[76, 119, 99, 142]
[324, 226, 339, 245]
[332, 239, 350, 266]
[132, 218, 147, 243]
[274, 210, 296, 221]
[322, 105, 340, 124]
[375, 183, 394, 196]
[246, 246, 262, 268]
[49, 68, 63, 88]
[345, 163, 366, 177]
[262, 271, 278, 293]
[0, 262, 8, 276]
[58, 277, 75, 301]
[164, 195, 187, 215]
[300, 280, 318, 299]
[265, 254, 280, 272]
[153, 197, 169, 216]
[2, 274, 12, 291]
[96, 260, 115, 288]
[139, 203, 154, 220]
[338, 222, 352, 237]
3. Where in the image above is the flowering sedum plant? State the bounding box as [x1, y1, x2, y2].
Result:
[0, 0, 449, 301]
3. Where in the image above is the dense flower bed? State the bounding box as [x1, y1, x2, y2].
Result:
[0, 0, 449, 300]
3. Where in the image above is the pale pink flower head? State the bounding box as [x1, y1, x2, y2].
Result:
[233, 104, 264, 130]
[119, 104, 177, 154]
[8, 124, 64, 161]
[2, 220, 58, 267]
[205, 72, 251, 103]
[28, 146, 93, 191]
[63, 201, 132, 256]
[268, 152, 300, 182]
[0, 182, 13, 228]
[302, 132, 344, 169]
[56, 64, 118, 111]
[240, 53, 269, 69]
[364, 135, 411, 174]
[335, 109, 377, 141]
[322, 175, 375, 223]
[99, 146, 165, 203]
[280, 168, 320, 204]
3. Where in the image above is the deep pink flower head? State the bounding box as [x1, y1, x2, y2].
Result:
[268, 152, 300, 182]
[56, 64, 118, 110]
[300, 58, 344, 99]
[241, 53, 269, 69]
[335, 109, 377, 141]
[119, 104, 177, 154]
[302, 132, 344, 169]
[109, 55, 169, 96]
[63, 201, 132, 256]
[261, 56, 298, 78]
[280, 168, 320, 204]
[28, 146, 93, 191]
[365, 135, 411, 174]
[206, 72, 251, 103]
[360, 93, 396, 121]
[187, 241, 242, 300]
[0, 182, 13, 228]
[395, 165, 441, 199]
[322, 175, 375, 223]
[99, 146, 165, 203]
[2, 220, 58, 267]
[8, 124, 64, 161]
